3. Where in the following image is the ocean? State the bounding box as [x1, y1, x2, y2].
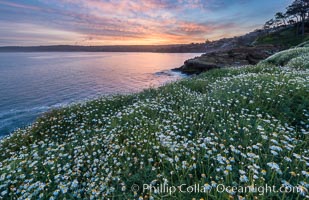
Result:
[0, 52, 200, 136]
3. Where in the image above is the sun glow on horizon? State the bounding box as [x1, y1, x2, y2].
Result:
[0, 0, 292, 46]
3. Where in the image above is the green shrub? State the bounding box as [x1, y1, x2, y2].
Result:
[287, 54, 309, 69]
[263, 47, 309, 68]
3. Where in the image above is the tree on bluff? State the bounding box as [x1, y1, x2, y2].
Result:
[264, 0, 308, 36]
[286, 0, 309, 36]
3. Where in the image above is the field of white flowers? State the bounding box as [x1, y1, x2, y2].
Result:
[0, 47, 308, 199]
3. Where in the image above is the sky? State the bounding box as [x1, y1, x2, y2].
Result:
[0, 0, 293, 46]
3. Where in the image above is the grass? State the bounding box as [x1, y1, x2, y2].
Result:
[296, 40, 309, 48]
[262, 47, 309, 69]
[255, 26, 309, 48]
[0, 48, 309, 200]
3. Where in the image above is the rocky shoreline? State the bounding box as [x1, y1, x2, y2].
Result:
[174, 45, 284, 74]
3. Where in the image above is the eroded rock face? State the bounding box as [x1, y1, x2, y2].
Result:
[174, 45, 283, 74]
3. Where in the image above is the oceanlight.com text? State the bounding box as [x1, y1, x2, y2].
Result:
[135, 183, 303, 196]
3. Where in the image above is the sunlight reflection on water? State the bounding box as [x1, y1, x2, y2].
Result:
[0, 52, 200, 136]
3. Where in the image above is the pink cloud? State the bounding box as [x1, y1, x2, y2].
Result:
[0, 0, 251, 45]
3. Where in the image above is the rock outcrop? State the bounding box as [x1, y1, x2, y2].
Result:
[174, 45, 283, 74]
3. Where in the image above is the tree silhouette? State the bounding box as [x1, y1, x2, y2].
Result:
[275, 12, 287, 26]
[286, 0, 309, 36]
[264, 19, 275, 29]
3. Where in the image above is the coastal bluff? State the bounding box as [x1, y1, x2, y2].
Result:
[174, 45, 282, 74]
[175, 23, 309, 74]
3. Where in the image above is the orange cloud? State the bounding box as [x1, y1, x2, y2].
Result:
[0, 0, 272, 46]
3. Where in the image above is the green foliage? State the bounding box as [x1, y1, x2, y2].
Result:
[0, 49, 308, 200]
[255, 27, 309, 47]
[263, 47, 309, 69]
[287, 54, 309, 69]
[296, 40, 309, 47]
